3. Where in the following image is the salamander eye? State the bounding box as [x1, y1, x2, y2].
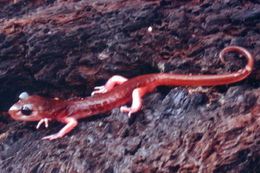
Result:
[21, 104, 33, 116]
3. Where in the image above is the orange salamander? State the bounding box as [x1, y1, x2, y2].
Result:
[8, 46, 254, 140]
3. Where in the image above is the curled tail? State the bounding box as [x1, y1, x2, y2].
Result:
[219, 46, 254, 79]
[156, 46, 254, 86]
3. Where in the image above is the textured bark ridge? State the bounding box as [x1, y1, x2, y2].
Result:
[0, 0, 259, 172]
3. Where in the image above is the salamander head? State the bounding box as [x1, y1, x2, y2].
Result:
[8, 92, 50, 121]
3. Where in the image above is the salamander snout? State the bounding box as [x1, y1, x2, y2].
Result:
[8, 92, 42, 121]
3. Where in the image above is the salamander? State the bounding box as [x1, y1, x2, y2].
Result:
[8, 46, 254, 140]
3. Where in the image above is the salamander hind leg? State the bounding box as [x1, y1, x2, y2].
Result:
[91, 75, 128, 95]
[120, 86, 151, 118]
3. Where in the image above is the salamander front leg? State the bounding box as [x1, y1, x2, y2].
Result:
[91, 75, 128, 95]
[42, 117, 78, 140]
[120, 87, 149, 118]
[36, 118, 51, 129]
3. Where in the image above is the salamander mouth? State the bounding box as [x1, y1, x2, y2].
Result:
[18, 115, 40, 121]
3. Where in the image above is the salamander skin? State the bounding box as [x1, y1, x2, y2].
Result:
[8, 46, 254, 140]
